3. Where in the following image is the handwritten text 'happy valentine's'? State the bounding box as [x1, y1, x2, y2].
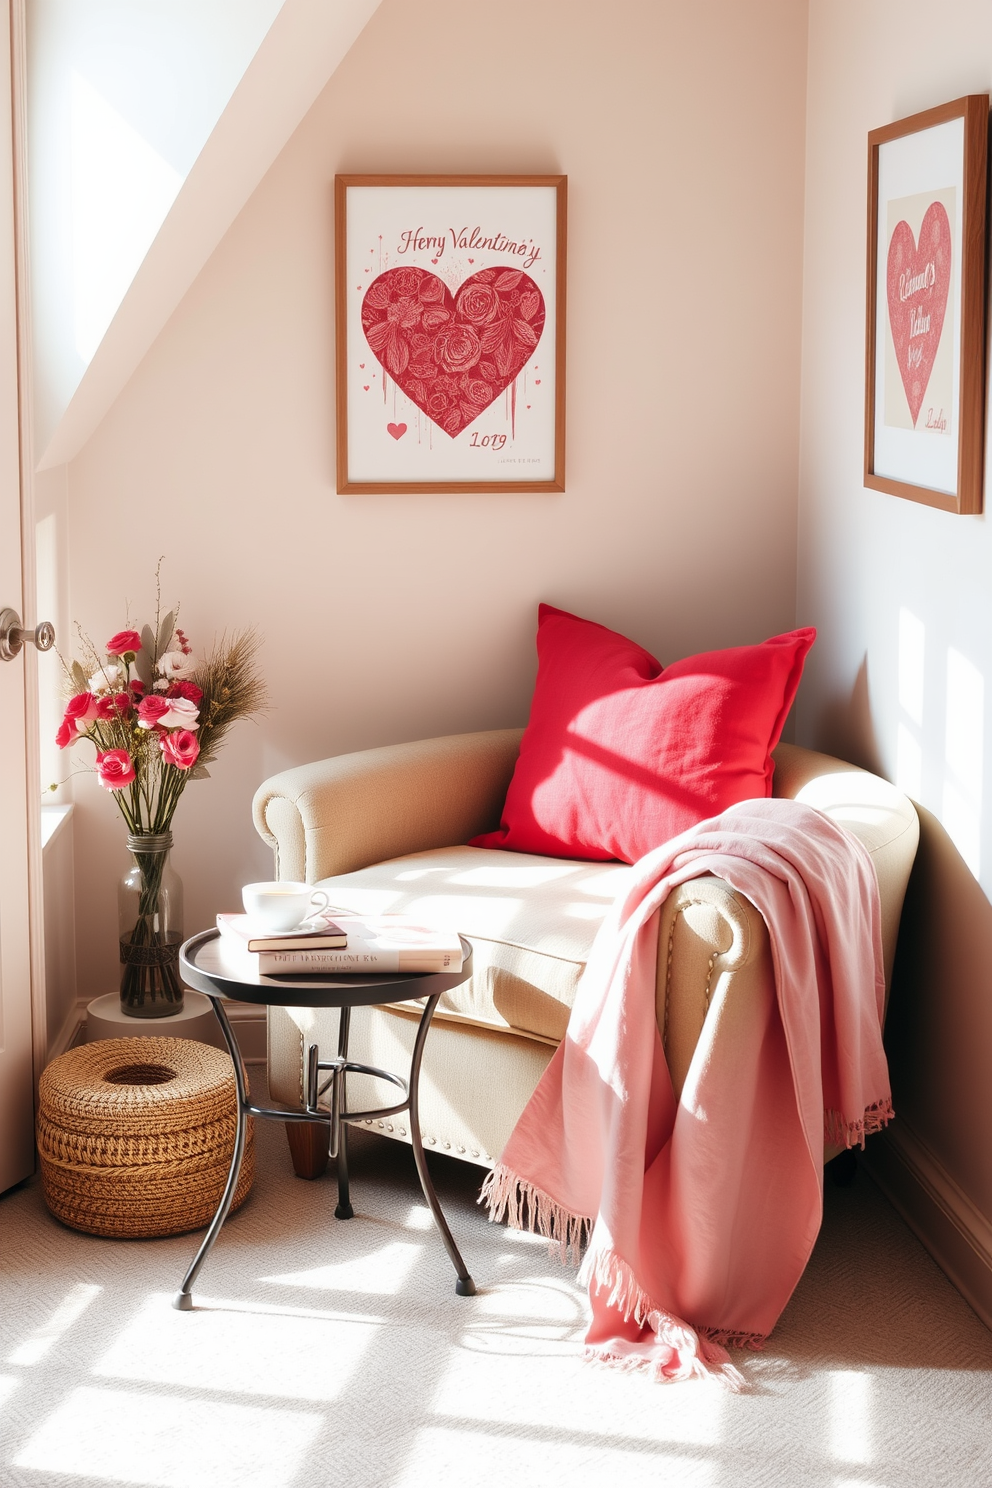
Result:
[396, 226, 542, 270]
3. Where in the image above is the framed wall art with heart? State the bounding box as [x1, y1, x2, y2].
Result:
[865, 95, 988, 515]
[335, 175, 566, 493]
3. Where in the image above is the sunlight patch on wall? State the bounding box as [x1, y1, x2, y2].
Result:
[942, 647, 983, 877]
[14, 1385, 324, 1487]
[70, 71, 182, 362]
[898, 608, 925, 726]
[895, 721, 922, 800]
[894, 607, 925, 799]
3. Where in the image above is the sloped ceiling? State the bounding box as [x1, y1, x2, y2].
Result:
[35, 0, 383, 470]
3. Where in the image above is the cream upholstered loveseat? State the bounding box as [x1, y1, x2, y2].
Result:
[252, 730, 919, 1180]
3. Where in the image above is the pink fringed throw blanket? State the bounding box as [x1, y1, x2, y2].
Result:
[481, 799, 893, 1388]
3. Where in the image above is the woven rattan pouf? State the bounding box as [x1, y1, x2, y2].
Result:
[37, 1037, 254, 1238]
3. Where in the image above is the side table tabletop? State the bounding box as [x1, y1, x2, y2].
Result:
[176, 927, 476, 1310]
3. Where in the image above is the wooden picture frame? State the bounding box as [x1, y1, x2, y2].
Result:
[335, 174, 566, 494]
[865, 95, 988, 515]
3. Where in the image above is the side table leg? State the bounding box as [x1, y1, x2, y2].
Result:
[408, 994, 476, 1296]
[334, 1006, 354, 1219]
[173, 996, 248, 1311]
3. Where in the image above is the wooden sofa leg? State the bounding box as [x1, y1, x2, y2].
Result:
[285, 1121, 329, 1180]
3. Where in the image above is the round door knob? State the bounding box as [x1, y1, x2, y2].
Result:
[0, 607, 56, 662]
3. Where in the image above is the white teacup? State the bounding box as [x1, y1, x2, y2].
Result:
[242, 881, 330, 933]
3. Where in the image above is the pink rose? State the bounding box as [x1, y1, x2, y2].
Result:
[136, 695, 171, 729]
[160, 729, 200, 771]
[433, 324, 481, 374]
[55, 718, 74, 749]
[156, 696, 199, 729]
[64, 692, 100, 726]
[106, 630, 141, 656]
[96, 692, 132, 719]
[129, 680, 145, 696]
[455, 282, 500, 325]
[95, 749, 136, 790]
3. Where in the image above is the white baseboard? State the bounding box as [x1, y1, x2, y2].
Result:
[47, 1001, 88, 1060]
[68, 997, 268, 1065]
[863, 1120, 992, 1333]
[224, 1005, 267, 1064]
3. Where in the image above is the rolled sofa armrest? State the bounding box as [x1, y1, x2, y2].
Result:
[660, 744, 919, 1100]
[658, 875, 771, 1102]
[252, 727, 524, 883]
[772, 742, 919, 996]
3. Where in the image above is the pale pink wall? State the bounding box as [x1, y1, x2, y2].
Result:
[798, 0, 992, 1272]
[64, 0, 809, 998]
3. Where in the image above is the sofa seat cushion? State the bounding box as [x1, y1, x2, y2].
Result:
[315, 845, 632, 1044]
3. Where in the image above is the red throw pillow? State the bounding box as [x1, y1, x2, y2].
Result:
[471, 605, 815, 864]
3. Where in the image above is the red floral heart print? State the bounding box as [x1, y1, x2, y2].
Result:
[886, 201, 951, 428]
[361, 266, 545, 437]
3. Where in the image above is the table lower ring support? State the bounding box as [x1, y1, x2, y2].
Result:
[173, 992, 476, 1310]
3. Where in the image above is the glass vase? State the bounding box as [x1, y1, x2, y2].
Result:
[118, 831, 184, 1017]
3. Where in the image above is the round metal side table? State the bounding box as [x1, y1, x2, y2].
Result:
[175, 928, 476, 1310]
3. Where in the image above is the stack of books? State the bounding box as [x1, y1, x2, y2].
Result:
[216, 911, 464, 975]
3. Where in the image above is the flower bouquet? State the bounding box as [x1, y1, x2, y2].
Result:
[58, 592, 265, 1016]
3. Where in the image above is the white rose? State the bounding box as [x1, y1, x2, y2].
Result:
[87, 664, 121, 693]
[157, 650, 199, 680]
[158, 696, 200, 729]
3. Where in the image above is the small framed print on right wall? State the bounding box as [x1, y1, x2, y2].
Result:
[864, 93, 988, 515]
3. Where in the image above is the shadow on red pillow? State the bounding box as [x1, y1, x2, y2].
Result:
[471, 604, 815, 864]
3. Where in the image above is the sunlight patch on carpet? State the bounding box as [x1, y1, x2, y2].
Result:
[828, 1369, 874, 1465]
[391, 1423, 719, 1487]
[261, 1238, 424, 1294]
[5, 1282, 101, 1365]
[431, 1345, 727, 1445]
[91, 1292, 377, 1402]
[14, 1385, 323, 1488]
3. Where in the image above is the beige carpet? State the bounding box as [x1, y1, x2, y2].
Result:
[2, 1081, 991, 1488]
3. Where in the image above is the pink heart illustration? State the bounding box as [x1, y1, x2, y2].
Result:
[387, 422, 407, 440]
[362, 266, 545, 437]
[363, 385, 369, 391]
[886, 202, 951, 427]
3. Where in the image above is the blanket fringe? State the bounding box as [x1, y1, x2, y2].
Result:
[585, 1338, 747, 1392]
[697, 1326, 766, 1352]
[580, 1243, 656, 1329]
[479, 1163, 590, 1262]
[582, 1247, 752, 1389]
[482, 1177, 757, 1390]
[824, 1097, 895, 1151]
